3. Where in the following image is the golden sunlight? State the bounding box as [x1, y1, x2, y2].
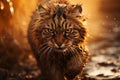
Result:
[0, 0, 120, 79]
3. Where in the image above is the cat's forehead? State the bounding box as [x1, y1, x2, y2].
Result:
[38, 0, 83, 30]
[43, 19, 76, 30]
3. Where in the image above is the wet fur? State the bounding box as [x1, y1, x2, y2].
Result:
[28, 0, 89, 80]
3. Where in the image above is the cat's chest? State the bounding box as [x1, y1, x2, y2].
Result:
[49, 52, 75, 68]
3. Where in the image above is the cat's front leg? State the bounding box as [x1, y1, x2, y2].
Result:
[40, 66, 65, 80]
[65, 54, 85, 80]
[65, 69, 82, 80]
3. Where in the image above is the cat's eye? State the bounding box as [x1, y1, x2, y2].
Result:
[42, 28, 53, 33]
[42, 29, 49, 33]
[66, 28, 72, 33]
[48, 29, 53, 33]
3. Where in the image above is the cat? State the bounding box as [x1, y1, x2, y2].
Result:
[28, 0, 89, 80]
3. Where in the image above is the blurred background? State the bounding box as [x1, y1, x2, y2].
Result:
[0, 0, 120, 79]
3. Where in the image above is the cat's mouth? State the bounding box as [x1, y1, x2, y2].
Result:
[54, 47, 67, 52]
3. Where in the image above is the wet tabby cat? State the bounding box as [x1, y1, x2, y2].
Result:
[28, 0, 89, 80]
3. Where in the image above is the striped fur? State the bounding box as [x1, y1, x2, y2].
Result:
[28, 0, 89, 80]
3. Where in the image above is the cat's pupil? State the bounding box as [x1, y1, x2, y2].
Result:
[48, 29, 53, 32]
[66, 28, 72, 33]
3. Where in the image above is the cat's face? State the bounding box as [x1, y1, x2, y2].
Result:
[36, 18, 86, 53]
[31, 3, 86, 53]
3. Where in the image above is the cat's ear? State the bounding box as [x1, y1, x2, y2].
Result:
[71, 5, 82, 14]
[38, 5, 46, 11]
[37, 5, 47, 17]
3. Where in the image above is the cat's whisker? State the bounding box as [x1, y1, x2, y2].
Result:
[43, 46, 50, 54]
[38, 44, 48, 54]
[46, 47, 53, 58]
[46, 47, 51, 55]
[39, 46, 50, 58]
[48, 47, 53, 54]
[38, 42, 48, 49]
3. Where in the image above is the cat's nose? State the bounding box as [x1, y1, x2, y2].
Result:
[57, 43, 63, 47]
[55, 42, 64, 49]
[55, 34, 64, 48]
